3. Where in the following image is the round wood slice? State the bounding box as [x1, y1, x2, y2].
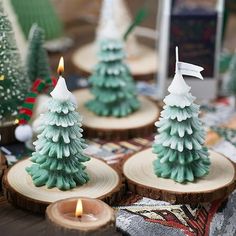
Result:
[73, 89, 159, 141]
[0, 121, 17, 145]
[0, 152, 7, 191]
[72, 42, 158, 80]
[46, 197, 120, 236]
[123, 148, 236, 204]
[3, 157, 123, 214]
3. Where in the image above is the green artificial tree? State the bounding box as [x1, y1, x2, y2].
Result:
[0, 2, 29, 122]
[2, 0, 27, 60]
[227, 53, 236, 104]
[26, 77, 90, 190]
[153, 50, 210, 183]
[26, 24, 51, 83]
[86, 21, 140, 117]
[10, 0, 63, 41]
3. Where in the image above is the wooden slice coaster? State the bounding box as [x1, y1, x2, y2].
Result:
[46, 197, 121, 236]
[72, 43, 158, 80]
[3, 157, 123, 214]
[123, 148, 236, 204]
[73, 89, 160, 141]
[0, 121, 17, 145]
[0, 152, 8, 191]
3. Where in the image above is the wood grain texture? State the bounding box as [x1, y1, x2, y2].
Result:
[123, 148, 236, 204]
[0, 122, 17, 145]
[73, 89, 160, 141]
[0, 153, 7, 191]
[3, 157, 124, 214]
[0, 193, 45, 236]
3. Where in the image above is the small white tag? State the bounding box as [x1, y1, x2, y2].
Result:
[5, 155, 18, 165]
[177, 62, 204, 80]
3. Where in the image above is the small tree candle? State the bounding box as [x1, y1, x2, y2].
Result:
[26, 57, 90, 190]
[153, 47, 210, 183]
[86, 18, 140, 117]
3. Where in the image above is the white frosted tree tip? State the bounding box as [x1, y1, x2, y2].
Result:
[101, 0, 114, 20]
[100, 19, 120, 40]
[50, 77, 72, 101]
[168, 72, 191, 95]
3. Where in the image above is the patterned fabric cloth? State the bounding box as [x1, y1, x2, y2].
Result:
[115, 190, 236, 236]
[116, 197, 223, 236]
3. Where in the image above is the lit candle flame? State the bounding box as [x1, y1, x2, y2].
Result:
[57, 57, 64, 76]
[75, 199, 83, 218]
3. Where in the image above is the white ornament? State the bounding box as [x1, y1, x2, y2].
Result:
[15, 124, 33, 142]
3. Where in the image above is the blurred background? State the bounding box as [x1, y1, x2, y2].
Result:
[4, 0, 236, 99]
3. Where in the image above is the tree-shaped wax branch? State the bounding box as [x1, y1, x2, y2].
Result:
[86, 18, 140, 117]
[153, 47, 210, 183]
[26, 58, 90, 190]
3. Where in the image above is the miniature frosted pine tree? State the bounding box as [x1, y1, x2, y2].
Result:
[153, 48, 210, 183]
[227, 52, 236, 104]
[26, 24, 51, 83]
[86, 20, 140, 117]
[2, 0, 27, 60]
[0, 2, 29, 122]
[26, 76, 90, 190]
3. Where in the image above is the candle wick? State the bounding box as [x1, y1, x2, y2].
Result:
[175, 46, 179, 74]
[75, 214, 81, 219]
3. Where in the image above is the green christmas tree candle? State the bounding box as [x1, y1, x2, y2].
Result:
[26, 24, 51, 83]
[153, 47, 210, 183]
[86, 20, 140, 117]
[26, 58, 90, 190]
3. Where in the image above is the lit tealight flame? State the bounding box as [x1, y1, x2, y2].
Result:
[75, 199, 83, 218]
[57, 57, 64, 76]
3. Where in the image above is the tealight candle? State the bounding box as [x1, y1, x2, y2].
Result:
[63, 199, 97, 222]
[46, 197, 119, 236]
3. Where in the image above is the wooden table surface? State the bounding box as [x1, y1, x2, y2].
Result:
[0, 193, 45, 236]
